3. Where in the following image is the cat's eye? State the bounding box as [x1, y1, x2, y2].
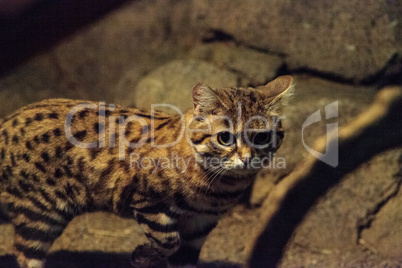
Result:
[217, 131, 236, 146]
[253, 132, 271, 146]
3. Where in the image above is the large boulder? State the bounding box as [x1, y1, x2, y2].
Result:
[190, 0, 400, 81]
[189, 43, 283, 86]
[132, 59, 238, 111]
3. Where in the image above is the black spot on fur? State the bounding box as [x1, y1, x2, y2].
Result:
[34, 162, 46, 173]
[145, 137, 155, 144]
[94, 123, 105, 134]
[20, 170, 29, 179]
[74, 130, 87, 141]
[18, 180, 33, 192]
[25, 141, 33, 150]
[34, 113, 44, 121]
[46, 178, 56, 186]
[22, 154, 30, 162]
[12, 118, 18, 127]
[65, 141, 74, 152]
[10, 153, 16, 166]
[97, 110, 112, 117]
[90, 148, 102, 160]
[41, 133, 50, 143]
[5, 165, 13, 176]
[116, 115, 128, 124]
[55, 146, 63, 158]
[33, 135, 40, 144]
[54, 168, 63, 178]
[31, 174, 40, 182]
[53, 128, 62, 137]
[63, 165, 73, 177]
[48, 112, 59, 119]
[2, 130, 8, 144]
[0, 173, 8, 182]
[1, 149, 5, 159]
[41, 152, 50, 162]
[12, 135, 19, 145]
[78, 109, 89, 119]
[55, 190, 68, 201]
[25, 117, 33, 126]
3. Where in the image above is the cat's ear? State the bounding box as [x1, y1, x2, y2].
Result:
[192, 83, 225, 115]
[259, 75, 294, 112]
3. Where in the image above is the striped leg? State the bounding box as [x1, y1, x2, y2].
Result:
[7, 201, 70, 268]
[132, 212, 181, 268]
[14, 235, 49, 268]
[13, 220, 66, 268]
[168, 215, 219, 266]
[12, 214, 68, 268]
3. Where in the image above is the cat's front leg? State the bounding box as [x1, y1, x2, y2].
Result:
[132, 212, 180, 268]
[168, 215, 220, 266]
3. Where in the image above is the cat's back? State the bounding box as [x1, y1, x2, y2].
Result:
[0, 98, 154, 193]
[0, 98, 97, 142]
[0, 98, 105, 163]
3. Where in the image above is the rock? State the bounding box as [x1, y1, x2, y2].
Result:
[249, 76, 402, 264]
[249, 168, 285, 207]
[361, 163, 402, 259]
[189, 43, 283, 86]
[191, 0, 400, 81]
[0, 0, 185, 115]
[288, 149, 401, 251]
[250, 75, 378, 206]
[266, 75, 377, 172]
[133, 59, 238, 111]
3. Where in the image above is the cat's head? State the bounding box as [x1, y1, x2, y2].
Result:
[189, 75, 294, 177]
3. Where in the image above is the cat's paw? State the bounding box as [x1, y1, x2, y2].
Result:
[131, 244, 164, 268]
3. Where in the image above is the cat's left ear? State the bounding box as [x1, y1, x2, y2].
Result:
[192, 83, 226, 116]
[259, 75, 294, 112]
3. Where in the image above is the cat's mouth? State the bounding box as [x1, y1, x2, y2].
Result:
[226, 166, 260, 176]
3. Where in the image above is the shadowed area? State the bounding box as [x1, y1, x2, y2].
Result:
[0, 252, 243, 268]
[0, 0, 132, 77]
[0, 252, 132, 268]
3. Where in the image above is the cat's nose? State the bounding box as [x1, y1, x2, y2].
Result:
[239, 151, 251, 165]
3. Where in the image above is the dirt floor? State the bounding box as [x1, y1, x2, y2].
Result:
[1, 200, 401, 267]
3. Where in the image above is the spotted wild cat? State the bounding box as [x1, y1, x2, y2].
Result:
[0, 75, 293, 268]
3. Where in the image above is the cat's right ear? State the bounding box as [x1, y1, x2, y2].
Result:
[260, 75, 294, 113]
[192, 83, 224, 116]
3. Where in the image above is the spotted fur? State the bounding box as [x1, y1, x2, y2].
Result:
[0, 76, 293, 268]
